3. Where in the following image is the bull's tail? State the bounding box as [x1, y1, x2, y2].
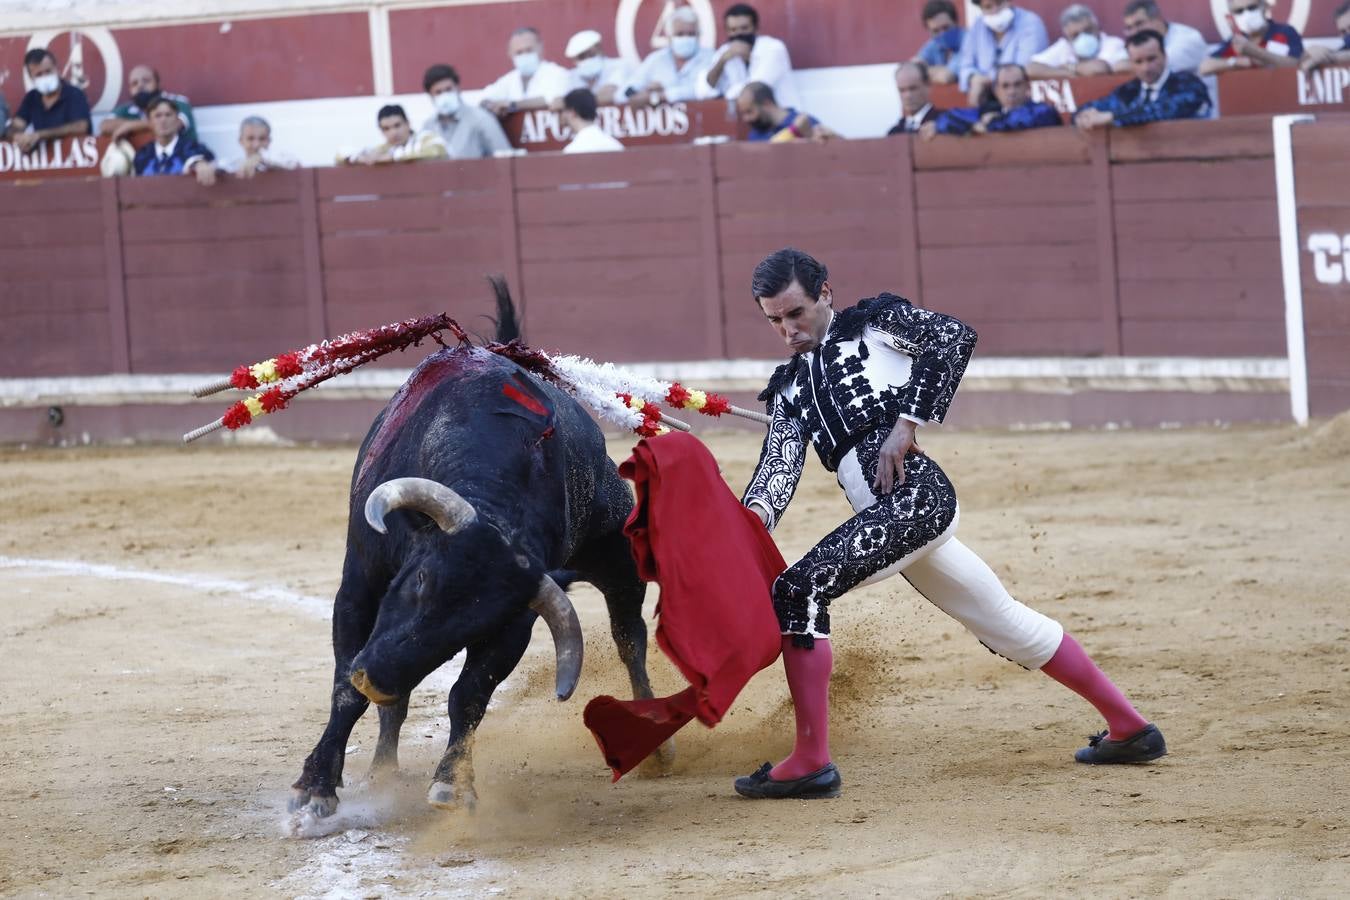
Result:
[487, 275, 520, 343]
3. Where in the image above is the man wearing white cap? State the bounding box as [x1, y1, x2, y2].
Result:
[481, 26, 571, 117]
[564, 29, 632, 105]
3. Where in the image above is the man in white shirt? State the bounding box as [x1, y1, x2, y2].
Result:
[560, 89, 624, 154]
[562, 29, 631, 106]
[1118, 0, 1211, 73]
[702, 3, 802, 108]
[481, 27, 571, 117]
[625, 6, 719, 105]
[222, 116, 300, 179]
[1029, 3, 1128, 77]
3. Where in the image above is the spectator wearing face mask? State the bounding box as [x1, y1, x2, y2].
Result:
[341, 104, 448, 166]
[1074, 29, 1210, 130]
[914, 1, 966, 84]
[100, 64, 197, 143]
[1300, 1, 1350, 72]
[221, 116, 300, 178]
[5, 48, 92, 154]
[562, 30, 631, 106]
[1028, 4, 1128, 78]
[922, 63, 1060, 137]
[624, 6, 719, 105]
[1118, 1, 1210, 75]
[954, 0, 1050, 106]
[419, 64, 511, 159]
[735, 81, 837, 142]
[561, 89, 624, 154]
[703, 3, 802, 109]
[481, 27, 571, 117]
[1200, 0, 1304, 74]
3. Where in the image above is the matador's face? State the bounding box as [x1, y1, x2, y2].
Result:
[757, 279, 834, 354]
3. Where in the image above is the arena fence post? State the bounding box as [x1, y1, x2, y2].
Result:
[1272, 113, 1316, 427]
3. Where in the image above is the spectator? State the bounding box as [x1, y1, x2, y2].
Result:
[133, 96, 217, 186]
[1200, 0, 1304, 74]
[736, 81, 836, 142]
[1119, 1, 1211, 74]
[420, 64, 511, 159]
[954, 0, 1050, 106]
[221, 116, 300, 178]
[1028, 4, 1128, 77]
[1301, 1, 1350, 71]
[922, 63, 1060, 137]
[561, 89, 624, 154]
[704, 3, 803, 109]
[624, 6, 719, 104]
[481, 27, 571, 116]
[562, 30, 631, 106]
[341, 104, 448, 166]
[5, 48, 92, 154]
[887, 62, 943, 134]
[0, 94, 9, 133]
[99, 64, 198, 143]
[1075, 29, 1211, 129]
[914, 1, 966, 84]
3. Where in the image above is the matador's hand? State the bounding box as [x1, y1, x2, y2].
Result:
[873, 419, 923, 495]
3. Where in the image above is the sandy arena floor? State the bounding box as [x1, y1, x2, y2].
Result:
[1, 419, 1348, 898]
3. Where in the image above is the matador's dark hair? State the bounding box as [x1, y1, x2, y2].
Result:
[752, 248, 828, 302]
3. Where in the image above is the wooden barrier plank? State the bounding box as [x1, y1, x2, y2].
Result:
[319, 191, 503, 232]
[515, 183, 700, 227]
[1113, 198, 1280, 242]
[1115, 236, 1279, 281]
[718, 175, 905, 214]
[892, 135, 923, 304]
[322, 263, 521, 311]
[915, 165, 1094, 208]
[122, 237, 303, 277]
[513, 145, 699, 191]
[947, 319, 1105, 356]
[920, 243, 1096, 286]
[118, 202, 303, 244]
[1291, 121, 1350, 165]
[1108, 117, 1273, 163]
[3, 210, 104, 248]
[0, 245, 105, 280]
[1091, 134, 1123, 356]
[321, 229, 504, 271]
[921, 283, 1099, 321]
[100, 177, 130, 374]
[911, 128, 1091, 170]
[1118, 277, 1286, 321]
[1294, 163, 1350, 208]
[1121, 320, 1285, 356]
[1110, 158, 1275, 203]
[0, 277, 109, 314]
[717, 209, 902, 255]
[917, 204, 1095, 247]
[298, 168, 328, 340]
[0, 311, 112, 377]
[117, 171, 301, 207]
[519, 220, 700, 263]
[714, 138, 899, 180]
[0, 178, 102, 216]
[695, 144, 726, 359]
[316, 159, 505, 199]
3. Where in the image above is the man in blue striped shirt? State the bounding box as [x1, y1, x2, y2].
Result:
[921, 63, 1060, 138]
[954, 0, 1050, 105]
[1075, 29, 1210, 130]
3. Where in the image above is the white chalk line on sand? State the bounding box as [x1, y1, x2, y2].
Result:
[1, 553, 509, 892]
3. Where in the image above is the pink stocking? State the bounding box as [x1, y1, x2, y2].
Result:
[1041, 633, 1149, 741]
[770, 636, 833, 780]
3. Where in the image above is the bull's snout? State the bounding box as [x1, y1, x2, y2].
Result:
[350, 669, 399, 706]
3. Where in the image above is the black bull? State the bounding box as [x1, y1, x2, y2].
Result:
[289, 322, 664, 818]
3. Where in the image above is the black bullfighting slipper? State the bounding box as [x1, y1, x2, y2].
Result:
[734, 762, 842, 799]
[1074, 723, 1167, 764]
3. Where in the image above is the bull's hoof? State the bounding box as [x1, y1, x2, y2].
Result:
[639, 738, 677, 778]
[289, 788, 338, 818]
[427, 780, 477, 811]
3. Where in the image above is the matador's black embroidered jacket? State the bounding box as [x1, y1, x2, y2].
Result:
[741, 293, 977, 530]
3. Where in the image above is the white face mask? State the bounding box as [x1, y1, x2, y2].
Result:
[513, 51, 541, 78]
[575, 55, 604, 79]
[983, 6, 1015, 32]
[670, 35, 699, 59]
[33, 73, 60, 94]
[1071, 31, 1101, 59]
[1235, 7, 1267, 34]
[434, 90, 462, 116]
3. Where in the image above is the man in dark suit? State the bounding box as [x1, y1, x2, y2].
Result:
[1074, 29, 1210, 131]
[920, 63, 1060, 137]
[133, 95, 218, 185]
[887, 61, 943, 135]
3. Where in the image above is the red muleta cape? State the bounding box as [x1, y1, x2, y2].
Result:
[583, 431, 785, 780]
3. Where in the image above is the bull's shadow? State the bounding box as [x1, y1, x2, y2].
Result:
[288, 279, 671, 822]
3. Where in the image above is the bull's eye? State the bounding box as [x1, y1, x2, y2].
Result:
[515, 554, 530, 569]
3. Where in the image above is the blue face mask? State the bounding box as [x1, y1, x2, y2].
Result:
[937, 28, 964, 53]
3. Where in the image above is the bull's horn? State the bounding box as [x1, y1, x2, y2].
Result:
[364, 477, 478, 535]
[530, 575, 583, 701]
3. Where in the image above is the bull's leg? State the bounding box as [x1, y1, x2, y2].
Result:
[289, 573, 381, 818]
[427, 608, 537, 810]
[368, 696, 410, 781]
[573, 533, 674, 773]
